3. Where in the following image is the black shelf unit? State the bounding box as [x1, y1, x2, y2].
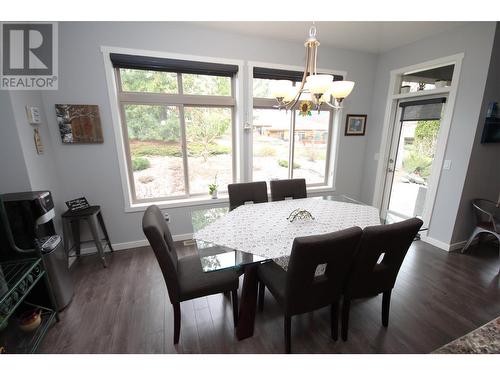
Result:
[0, 258, 57, 353]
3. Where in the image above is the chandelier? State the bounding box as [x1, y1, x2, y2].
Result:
[271, 25, 355, 113]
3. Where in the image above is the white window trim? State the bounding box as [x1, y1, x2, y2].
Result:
[101, 46, 245, 212]
[246, 61, 347, 192]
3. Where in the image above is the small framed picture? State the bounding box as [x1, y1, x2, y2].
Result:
[345, 114, 367, 136]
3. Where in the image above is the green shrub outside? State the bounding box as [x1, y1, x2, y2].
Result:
[130, 142, 230, 158]
[278, 159, 301, 169]
[402, 150, 432, 179]
[132, 157, 151, 171]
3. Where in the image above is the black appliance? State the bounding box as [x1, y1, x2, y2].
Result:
[0, 191, 74, 310]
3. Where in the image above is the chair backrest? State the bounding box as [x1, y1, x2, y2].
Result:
[270, 178, 307, 201]
[228, 181, 268, 211]
[472, 199, 500, 231]
[142, 205, 180, 304]
[344, 218, 423, 299]
[284, 226, 363, 315]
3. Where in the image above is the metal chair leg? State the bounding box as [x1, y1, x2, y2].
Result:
[461, 227, 482, 253]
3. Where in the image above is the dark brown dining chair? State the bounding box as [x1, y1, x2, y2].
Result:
[228, 181, 268, 211]
[257, 227, 363, 353]
[270, 178, 307, 201]
[341, 218, 423, 341]
[142, 205, 239, 345]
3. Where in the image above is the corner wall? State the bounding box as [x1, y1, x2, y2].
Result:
[360, 22, 497, 247]
[451, 23, 500, 244]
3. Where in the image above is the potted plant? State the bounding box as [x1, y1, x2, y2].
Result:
[208, 175, 218, 199]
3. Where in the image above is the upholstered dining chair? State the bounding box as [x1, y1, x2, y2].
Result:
[270, 178, 307, 201]
[461, 199, 500, 256]
[257, 226, 363, 353]
[341, 218, 423, 341]
[228, 181, 268, 211]
[142, 205, 239, 344]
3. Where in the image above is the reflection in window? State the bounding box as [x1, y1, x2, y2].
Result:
[252, 108, 291, 182]
[184, 107, 233, 194]
[120, 69, 178, 93]
[123, 104, 185, 199]
[293, 111, 330, 183]
[182, 74, 231, 96]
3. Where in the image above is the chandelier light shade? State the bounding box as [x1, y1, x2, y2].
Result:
[272, 25, 355, 112]
[329, 80, 355, 100]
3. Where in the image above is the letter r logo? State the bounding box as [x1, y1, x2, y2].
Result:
[2, 23, 53, 75]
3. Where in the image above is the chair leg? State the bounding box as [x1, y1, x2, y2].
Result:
[341, 298, 351, 341]
[461, 227, 482, 253]
[231, 289, 239, 328]
[331, 300, 339, 341]
[87, 215, 107, 268]
[173, 302, 181, 344]
[258, 282, 265, 312]
[382, 290, 392, 327]
[284, 315, 291, 354]
[97, 211, 113, 252]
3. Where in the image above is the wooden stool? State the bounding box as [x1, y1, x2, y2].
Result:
[62, 206, 113, 267]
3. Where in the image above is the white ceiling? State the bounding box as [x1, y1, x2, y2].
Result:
[195, 21, 468, 54]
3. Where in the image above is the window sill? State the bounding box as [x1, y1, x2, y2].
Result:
[124, 185, 335, 213]
[126, 195, 230, 212]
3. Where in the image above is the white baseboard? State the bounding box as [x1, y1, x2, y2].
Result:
[420, 234, 479, 252]
[420, 234, 451, 251]
[68, 233, 194, 258]
[173, 233, 194, 242]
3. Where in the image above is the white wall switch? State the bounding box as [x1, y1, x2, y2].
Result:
[26, 106, 41, 124]
[374, 153, 380, 161]
[162, 212, 170, 222]
[443, 159, 452, 170]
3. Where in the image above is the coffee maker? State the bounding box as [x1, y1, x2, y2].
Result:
[0, 191, 74, 310]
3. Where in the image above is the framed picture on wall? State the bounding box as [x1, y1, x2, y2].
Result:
[55, 104, 103, 144]
[345, 114, 367, 136]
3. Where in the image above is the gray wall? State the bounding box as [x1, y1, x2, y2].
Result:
[451, 23, 500, 243]
[360, 22, 497, 245]
[0, 91, 31, 193]
[34, 21, 377, 245]
[1, 91, 65, 231]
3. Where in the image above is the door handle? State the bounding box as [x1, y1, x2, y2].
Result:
[387, 167, 394, 172]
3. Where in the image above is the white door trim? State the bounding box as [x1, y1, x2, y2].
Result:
[372, 53, 464, 231]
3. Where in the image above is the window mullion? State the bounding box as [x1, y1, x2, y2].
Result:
[179, 104, 190, 198]
[289, 110, 296, 179]
[177, 73, 191, 197]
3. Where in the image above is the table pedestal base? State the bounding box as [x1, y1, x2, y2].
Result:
[236, 264, 259, 340]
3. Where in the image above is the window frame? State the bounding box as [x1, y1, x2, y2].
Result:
[115, 68, 237, 204]
[101, 46, 245, 211]
[248, 61, 347, 190]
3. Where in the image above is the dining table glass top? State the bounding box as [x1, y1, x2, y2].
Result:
[190, 194, 380, 273]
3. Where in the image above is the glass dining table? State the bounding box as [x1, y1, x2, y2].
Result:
[188, 194, 383, 340]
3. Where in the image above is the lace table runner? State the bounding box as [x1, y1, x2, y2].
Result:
[193, 198, 381, 270]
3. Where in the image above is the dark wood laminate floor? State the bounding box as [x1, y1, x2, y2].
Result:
[40, 239, 500, 354]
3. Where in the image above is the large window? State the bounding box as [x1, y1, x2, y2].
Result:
[113, 55, 237, 203]
[252, 74, 334, 186]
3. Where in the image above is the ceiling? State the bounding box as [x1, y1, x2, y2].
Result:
[195, 21, 468, 54]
